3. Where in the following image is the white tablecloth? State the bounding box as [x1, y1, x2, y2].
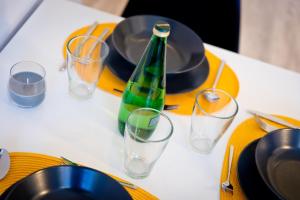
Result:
[0, 0, 300, 199]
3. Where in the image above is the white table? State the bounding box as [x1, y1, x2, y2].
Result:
[0, 0, 300, 199]
[0, 0, 42, 51]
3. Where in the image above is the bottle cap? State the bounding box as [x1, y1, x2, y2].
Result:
[153, 22, 170, 37]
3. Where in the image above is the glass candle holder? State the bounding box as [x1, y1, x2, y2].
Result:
[8, 61, 46, 108]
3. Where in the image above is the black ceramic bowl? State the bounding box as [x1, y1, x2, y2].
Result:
[237, 139, 280, 200]
[256, 128, 300, 200]
[106, 15, 209, 94]
[3, 165, 132, 200]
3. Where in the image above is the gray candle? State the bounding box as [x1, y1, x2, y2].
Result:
[8, 61, 46, 108]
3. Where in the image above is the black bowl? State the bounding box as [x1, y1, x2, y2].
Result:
[237, 139, 280, 200]
[4, 165, 132, 200]
[256, 128, 300, 200]
[106, 15, 209, 94]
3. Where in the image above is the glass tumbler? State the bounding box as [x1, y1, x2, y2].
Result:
[66, 35, 109, 99]
[189, 88, 238, 154]
[124, 108, 173, 179]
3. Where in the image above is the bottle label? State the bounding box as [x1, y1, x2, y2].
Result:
[149, 116, 159, 127]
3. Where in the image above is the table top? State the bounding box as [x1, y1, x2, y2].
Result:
[0, 0, 300, 199]
[0, 0, 42, 50]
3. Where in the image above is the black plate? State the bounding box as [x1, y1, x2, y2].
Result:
[105, 15, 209, 94]
[0, 183, 16, 200]
[105, 35, 209, 94]
[256, 128, 300, 200]
[237, 139, 280, 200]
[3, 166, 132, 200]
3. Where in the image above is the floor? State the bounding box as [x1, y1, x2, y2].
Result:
[72, 0, 300, 73]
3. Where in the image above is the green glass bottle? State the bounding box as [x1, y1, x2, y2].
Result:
[118, 23, 170, 135]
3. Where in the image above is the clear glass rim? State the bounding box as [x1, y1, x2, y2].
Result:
[66, 35, 109, 62]
[126, 107, 174, 143]
[195, 88, 239, 119]
[10, 61, 46, 85]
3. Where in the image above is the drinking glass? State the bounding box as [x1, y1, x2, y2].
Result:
[124, 108, 173, 179]
[66, 35, 109, 99]
[189, 88, 238, 154]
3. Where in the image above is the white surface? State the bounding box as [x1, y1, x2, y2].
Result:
[0, 0, 300, 199]
[0, 0, 42, 51]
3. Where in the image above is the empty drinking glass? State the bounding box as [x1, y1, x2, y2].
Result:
[189, 88, 238, 154]
[66, 35, 109, 99]
[124, 108, 173, 179]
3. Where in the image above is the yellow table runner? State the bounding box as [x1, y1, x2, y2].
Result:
[63, 23, 239, 115]
[0, 152, 157, 200]
[220, 116, 300, 200]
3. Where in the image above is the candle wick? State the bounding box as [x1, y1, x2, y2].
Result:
[26, 78, 29, 84]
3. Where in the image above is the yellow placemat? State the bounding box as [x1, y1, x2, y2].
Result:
[63, 23, 239, 115]
[0, 152, 157, 200]
[220, 116, 300, 200]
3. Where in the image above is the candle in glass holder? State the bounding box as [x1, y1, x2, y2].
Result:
[8, 61, 46, 108]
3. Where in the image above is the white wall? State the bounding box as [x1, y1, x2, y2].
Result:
[239, 0, 300, 72]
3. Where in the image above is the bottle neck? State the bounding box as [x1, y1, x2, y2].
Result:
[130, 34, 168, 89]
[146, 34, 167, 68]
